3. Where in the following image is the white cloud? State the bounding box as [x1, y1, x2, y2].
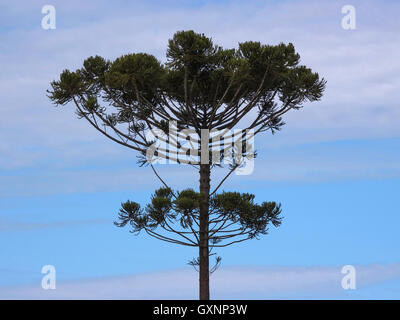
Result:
[1, 0, 400, 192]
[0, 218, 108, 232]
[0, 263, 399, 299]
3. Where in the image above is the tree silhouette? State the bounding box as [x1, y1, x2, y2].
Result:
[48, 30, 325, 300]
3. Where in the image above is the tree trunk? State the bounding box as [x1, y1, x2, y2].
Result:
[199, 163, 210, 300]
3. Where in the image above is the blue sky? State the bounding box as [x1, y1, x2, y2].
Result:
[0, 0, 400, 299]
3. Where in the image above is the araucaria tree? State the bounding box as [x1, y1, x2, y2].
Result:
[48, 30, 325, 300]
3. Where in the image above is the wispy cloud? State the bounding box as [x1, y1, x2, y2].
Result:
[2, 137, 400, 197]
[1, 0, 400, 195]
[1, 263, 399, 299]
[0, 218, 108, 232]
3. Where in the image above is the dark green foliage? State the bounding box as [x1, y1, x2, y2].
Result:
[48, 30, 325, 287]
[115, 187, 282, 246]
[48, 30, 325, 143]
[211, 192, 281, 239]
